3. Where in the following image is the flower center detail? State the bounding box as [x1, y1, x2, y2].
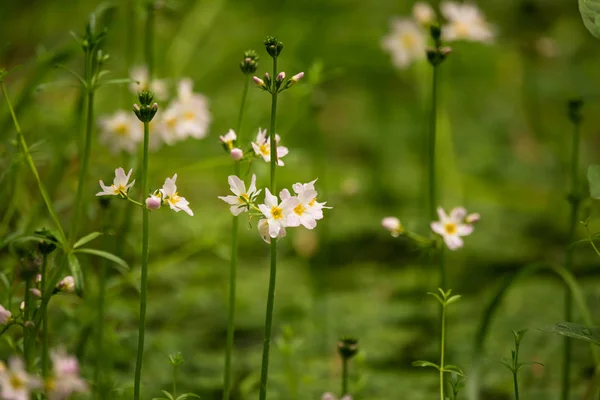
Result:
[115, 123, 129, 136]
[270, 206, 283, 220]
[308, 198, 317, 207]
[401, 33, 417, 49]
[169, 192, 180, 205]
[258, 144, 270, 156]
[294, 203, 306, 216]
[444, 223, 457, 235]
[183, 111, 195, 120]
[9, 374, 24, 389]
[454, 22, 470, 37]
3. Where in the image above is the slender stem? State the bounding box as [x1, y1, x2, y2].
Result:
[173, 364, 178, 398]
[24, 279, 34, 372]
[94, 226, 109, 397]
[41, 254, 49, 378]
[341, 357, 349, 396]
[145, 1, 155, 79]
[562, 112, 581, 400]
[0, 82, 67, 244]
[133, 121, 150, 400]
[513, 370, 519, 400]
[440, 304, 446, 400]
[258, 56, 278, 400]
[223, 75, 251, 400]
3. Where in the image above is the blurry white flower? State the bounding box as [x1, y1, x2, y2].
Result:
[322, 393, 352, 400]
[98, 111, 143, 154]
[535, 37, 559, 58]
[251, 128, 289, 166]
[381, 18, 427, 69]
[0, 305, 11, 324]
[218, 174, 261, 216]
[129, 65, 168, 101]
[162, 78, 211, 141]
[413, 2, 435, 25]
[258, 189, 298, 238]
[160, 174, 193, 216]
[441, 2, 494, 43]
[45, 349, 88, 400]
[430, 207, 474, 250]
[0, 357, 41, 400]
[381, 216, 403, 237]
[96, 168, 135, 197]
[220, 129, 237, 149]
[230, 148, 243, 160]
[145, 194, 162, 210]
[57, 276, 75, 293]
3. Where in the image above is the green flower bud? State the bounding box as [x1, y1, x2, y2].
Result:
[35, 228, 58, 255]
[337, 337, 359, 360]
[133, 91, 159, 122]
[568, 98, 583, 124]
[264, 36, 284, 58]
[240, 50, 259, 74]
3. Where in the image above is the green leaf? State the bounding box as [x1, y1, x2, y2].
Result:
[73, 248, 129, 273]
[73, 232, 102, 249]
[579, 0, 600, 40]
[176, 394, 201, 400]
[67, 253, 84, 296]
[426, 292, 444, 305]
[588, 164, 600, 198]
[412, 360, 440, 370]
[443, 365, 466, 376]
[0, 272, 10, 291]
[540, 322, 600, 346]
[446, 295, 462, 306]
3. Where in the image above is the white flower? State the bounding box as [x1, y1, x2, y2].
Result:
[258, 218, 287, 243]
[161, 79, 211, 141]
[218, 174, 261, 216]
[129, 65, 168, 100]
[57, 276, 75, 293]
[381, 18, 427, 69]
[430, 207, 475, 250]
[322, 393, 352, 400]
[381, 217, 403, 237]
[0, 305, 11, 324]
[160, 174, 193, 216]
[0, 357, 41, 400]
[219, 129, 237, 149]
[45, 350, 88, 400]
[440, 2, 494, 43]
[251, 128, 289, 166]
[98, 111, 143, 154]
[96, 168, 135, 197]
[282, 180, 330, 229]
[258, 189, 298, 238]
[413, 2, 435, 25]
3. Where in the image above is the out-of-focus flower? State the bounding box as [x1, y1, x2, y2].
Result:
[129, 65, 168, 101]
[96, 168, 135, 197]
[162, 79, 211, 141]
[535, 37, 559, 58]
[0, 357, 41, 400]
[413, 2, 435, 25]
[465, 212, 480, 224]
[218, 174, 261, 216]
[45, 349, 88, 400]
[56, 276, 75, 293]
[440, 2, 494, 43]
[251, 128, 289, 166]
[0, 305, 11, 324]
[430, 206, 475, 250]
[258, 189, 298, 238]
[145, 194, 162, 210]
[382, 18, 427, 69]
[98, 111, 143, 154]
[322, 393, 352, 400]
[381, 216, 403, 237]
[160, 174, 193, 216]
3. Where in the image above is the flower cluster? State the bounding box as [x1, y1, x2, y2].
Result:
[381, 2, 494, 69]
[219, 175, 330, 243]
[219, 127, 289, 165]
[99, 70, 211, 154]
[96, 168, 193, 216]
[252, 71, 304, 94]
[0, 358, 40, 400]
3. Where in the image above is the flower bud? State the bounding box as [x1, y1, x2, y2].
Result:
[0, 305, 11, 325]
[465, 213, 480, 224]
[291, 72, 304, 82]
[276, 72, 286, 82]
[20, 302, 25, 311]
[264, 36, 284, 58]
[29, 288, 41, 298]
[133, 91, 159, 123]
[146, 195, 162, 210]
[57, 276, 76, 293]
[337, 337, 359, 360]
[35, 228, 58, 255]
[240, 50, 259, 74]
[35, 274, 42, 283]
[253, 76, 265, 88]
[381, 217, 403, 237]
[25, 321, 35, 328]
[230, 148, 243, 160]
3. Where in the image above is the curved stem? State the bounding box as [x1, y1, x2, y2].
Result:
[133, 121, 150, 400]
[258, 56, 278, 400]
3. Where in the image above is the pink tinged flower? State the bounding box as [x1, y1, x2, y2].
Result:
[29, 288, 41, 298]
[276, 71, 286, 81]
[440, 1, 494, 43]
[466, 212, 480, 224]
[0, 305, 11, 324]
[218, 174, 261, 216]
[258, 188, 299, 238]
[160, 174, 194, 216]
[230, 148, 243, 160]
[251, 128, 288, 166]
[322, 394, 353, 400]
[57, 276, 75, 293]
[46, 350, 88, 400]
[381, 216, 402, 237]
[253, 76, 265, 87]
[282, 183, 323, 229]
[0, 357, 41, 400]
[96, 168, 135, 197]
[430, 206, 474, 250]
[291, 179, 331, 217]
[145, 195, 162, 210]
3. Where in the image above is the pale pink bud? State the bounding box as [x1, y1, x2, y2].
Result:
[276, 71, 286, 81]
[381, 216, 403, 237]
[57, 276, 75, 293]
[291, 72, 304, 82]
[465, 213, 480, 224]
[0, 305, 11, 324]
[20, 302, 25, 311]
[264, 72, 270, 80]
[35, 274, 42, 283]
[253, 76, 265, 87]
[133, 104, 141, 112]
[146, 195, 162, 210]
[29, 288, 41, 298]
[230, 148, 243, 160]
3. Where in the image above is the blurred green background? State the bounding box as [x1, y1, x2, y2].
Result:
[3, 0, 600, 399]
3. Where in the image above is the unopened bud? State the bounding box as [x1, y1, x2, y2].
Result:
[465, 213, 480, 224]
[276, 72, 286, 82]
[230, 148, 243, 160]
[337, 337, 359, 360]
[29, 288, 41, 298]
[25, 321, 35, 328]
[35, 274, 42, 283]
[240, 50, 259, 74]
[146, 195, 162, 210]
[381, 217, 403, 237]
[0, 305, 11, 325]
[264, 36, 284, 58]
[57, 276, 76, 293]
[253, 76, 265, 87]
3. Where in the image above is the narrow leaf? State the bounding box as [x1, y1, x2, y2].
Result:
[539, 322, 600, 346]
[73, 248, 129, 273]
[67, 253, 84, 297]
[176, 394, 201, 400]
[73, 232, 102, 249]
[588, 164, 600, 198]
[412, 360, 440, 370]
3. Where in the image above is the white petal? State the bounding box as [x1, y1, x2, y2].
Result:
[457, 224, 474, 236]
[450, 207, 467, 222]
[431, 221, 445, 235]
[436, 207, 449, 223]
[268, 219, 280, 238]
[279, 188, 292, 200]
[263, 188, 278, 208]
[258, 204, 271, 219]
[228, 175, 245, 196]
[248, 174, 257, 194]
[218, 195, 239, 206]
[444, 234, 463, 250]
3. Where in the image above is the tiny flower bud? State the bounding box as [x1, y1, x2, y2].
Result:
[133, 91, 158, 122]
[25, 321, 35, 328]
[291, 72, 304, 82]
[465, 213, 480, 224]
[35, 274, 42, 283]
[57, 276, 76, 293]
[146, 195, 162, 210]
[29, 288, 41, 298]
[338, 337, 359, 360]
[264, 36, 284, 58]
[253, 76, 265, 87]
[240, 50, 259, 74]
[381, 217, 403, 237]
[35, 227, 58, 255]
[230, 148, 243, 160]
[0, 305, 11, 325]
[276, 72, 286, 82]
[20, 302, 25, 311]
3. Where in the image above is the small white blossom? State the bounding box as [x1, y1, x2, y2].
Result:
[57, 276, 75, 293]
[96, 168, 135, 197]
[251, 128, 289, 166]
[160, 174, 193, 216]
[430, 207, 475, 250]
[413, 2, 435, 25]
[98, 111, 143, 154]
[0, 357, 41, 400]
[322, 393, 352, 400]
[45, 350, 88, 400]
[465, 212, 480, 224]
[440, 2, 494, 43]
[381, 216, 403, 237]
[160, 79, 211, 141]
[382, 18, 427, 69]
[282, 179, 330, 229]
[129, 65, 168, 100]
[218, 174, 261, 216]
[219, 129, 237, 149]
[0, 305, 11, 324]
[258, 189, 298, 238]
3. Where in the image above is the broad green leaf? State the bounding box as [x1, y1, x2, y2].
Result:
[67, 253, 84, 296]
[412, 360, 440, 370]
[588, 164, 600, 198]
[73, 248, 129, 273]
[540, 322, 600, 346]
[73, 232, 102, 249]
[579, 0, 600, 40]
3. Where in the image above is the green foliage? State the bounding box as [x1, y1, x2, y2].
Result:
[540, 322, 600, 346]
[588, 165, 600, 198]
[579, 0, 600, 39]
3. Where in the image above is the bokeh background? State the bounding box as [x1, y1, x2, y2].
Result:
[3, 0, 600, 399]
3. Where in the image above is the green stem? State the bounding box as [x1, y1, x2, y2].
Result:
[0, 82, 67, 244]
[440, 304, 446, 400]
[133, 121, 150, 400]
[258, 56, 278, 400]
[223, 75, 251, 400]
[145, 1, 155, 79]
[562, 111, 581, 400]
[513, 370, 519, 400]
[341, 357, 348, 396]
[41, 254, 49, 378]
[94, 227, 109, 397]
[173, 364, 178, 398]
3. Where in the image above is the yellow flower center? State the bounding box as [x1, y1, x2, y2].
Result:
[308, 198, 317, 207]
[454, 22, 470, 37]
[166, 116, 177, 129]
[44, 378, 56, 392]
[183, 111, 195, 120]
[9, 374, 24, 389]
[270, 206, 283, 220]
[113, 184, 127, 195]
[258, 144, 270, 156]
[169, 192, 180, 205]
[294, 203, 306, 216]
[239, 193, 249, 204]
[114, 123, 129, 136]
[444, 223, 457, 235]
[400, 33, 417, 49]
